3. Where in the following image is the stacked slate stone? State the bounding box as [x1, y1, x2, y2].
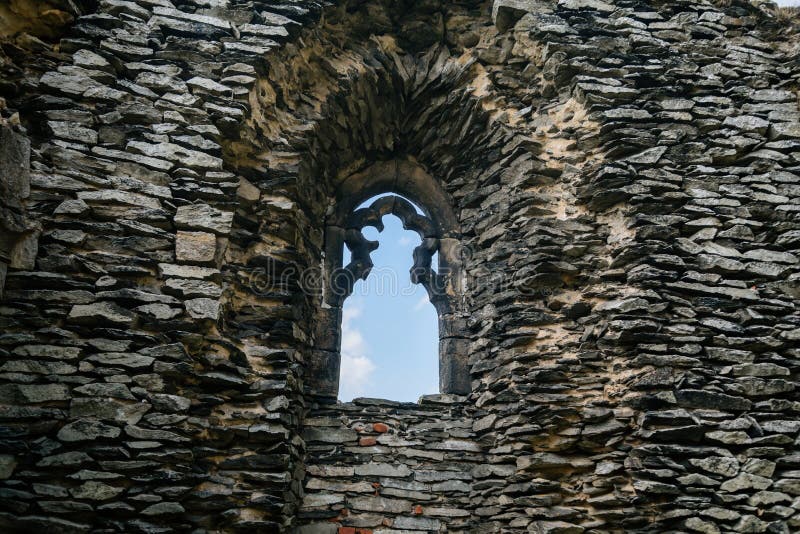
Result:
[0, 0, 798, 532]
[0, 0, 98, 299]
[298, 396, 481, 533]
[1, 1, 332, 532]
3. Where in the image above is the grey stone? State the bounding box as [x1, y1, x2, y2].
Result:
[12, 345, 81, 360]
[69, 481, 123, 501]
[0, 360, 76, 375]
[175, 231, 217, 263]
[747, 490, 791, 506]
[136, 303, 181, 320]
[141, 502, 185, 515]
[354, 463, 412, 478]
[164, 278, 222, 298]
[77, 189, 161, 209]
[185, 298, 220, 320]
[675, 389, 751, 411]
[348, 496, 410, 514]
[174, 203, 233, 235]
[393, 516, 442, 530]
[0, 384, 70, 403]
[58, 419, 121, 442]
[73, 382, 136, 400]
[70, 398, 149, 424]
[85, 352, 155, 370]
[720, 473, 773, 492]
[38, 501, 93, 513]
[733, 516, 769, 533]
[0, 455, 16, 479]
[35, 453, 91, 469]
[124, 425, 187, 442]
[158, 263, 219, 280]
[68, 302, 136, 327]
[559, 0, 615, 11]
[149, 394, 190, 413]
[685, 517, 720, 534]
[127, 141, 222, 170]
[302, 427, 358, 443]
[723, 115, 770, 133]
[689, 456, 738, 477]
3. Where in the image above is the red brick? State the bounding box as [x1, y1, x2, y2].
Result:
[359, 436, 377, 446]
[372, 422, 389, 433]
[338, 528, 356, 534]
[413, 505, 423, 515]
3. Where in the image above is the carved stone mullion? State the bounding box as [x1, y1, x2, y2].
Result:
[411, 237, 439, 287]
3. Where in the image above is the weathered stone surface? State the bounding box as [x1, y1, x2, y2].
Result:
[0, 456, 16, 480]
[57, 419, 122, 442]
[174, 204, 233, 235]
[1, 0, 799, 533]
[158, 263, 219, 280]
[68, 302, 136, 327]
[175, 231, 217, 263]
[0, 384, 70, 403]
[184, 298, 220, 320]
[70, 398, 149, 424]
[84, 352, 154, 369]
[73, 383, 135, 400]
[11, 345, 81, 360]
[720, 473, 773, 492]
[69, 481, 123, 501]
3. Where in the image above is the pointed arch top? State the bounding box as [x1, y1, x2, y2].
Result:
[328, 159, 460, 239]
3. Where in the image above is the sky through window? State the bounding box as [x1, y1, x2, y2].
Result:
[338, 195, 440, 402]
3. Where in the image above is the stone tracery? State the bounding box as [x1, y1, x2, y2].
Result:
[338, 195, 441, 304]
[308, 160, 471, 400]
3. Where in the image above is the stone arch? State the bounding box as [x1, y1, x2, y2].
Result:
[214, 24, 528, 522]
[307, 159, 470, 400]
[224, 31, 531, 405]
[216, 23, 550, 525]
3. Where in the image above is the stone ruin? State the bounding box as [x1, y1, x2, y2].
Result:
[1, 0, 800, 532]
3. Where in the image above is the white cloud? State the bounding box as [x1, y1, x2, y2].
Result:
[342, 302, 362, 327]
[339, 301, 376, 401]
[413, 294, 430, 311]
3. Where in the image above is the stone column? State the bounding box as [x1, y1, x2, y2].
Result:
[0, 124, 37, 299]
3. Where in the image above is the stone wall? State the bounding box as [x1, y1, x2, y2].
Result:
[298, 396, 480, 533]
[0, 0, 798, 532]
[0, 123, 34, 298]
[0, 0, 89, 296]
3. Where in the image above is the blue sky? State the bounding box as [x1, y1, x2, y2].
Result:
[339, 196, 440, 402]
[778, 0, 800, 5]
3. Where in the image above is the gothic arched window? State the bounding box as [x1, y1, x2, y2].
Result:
[307, 160, 470, 400]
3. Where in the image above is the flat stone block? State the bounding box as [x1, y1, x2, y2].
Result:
[175, 231, 216, 263]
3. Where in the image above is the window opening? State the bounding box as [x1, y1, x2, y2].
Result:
[339, 195, 439, 401]
[307, 162, 470, 401]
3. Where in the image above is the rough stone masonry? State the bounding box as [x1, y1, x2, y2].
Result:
[0, 0, 799, 532]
